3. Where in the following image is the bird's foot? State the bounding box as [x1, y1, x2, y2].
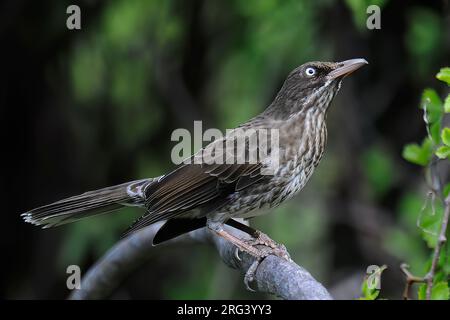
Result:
[234, 231, 291, 291]
[207, 224, 290, 292]
[246, 231, 291, 261]
[235, 231, 291, 262]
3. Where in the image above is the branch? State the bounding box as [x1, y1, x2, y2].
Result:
[400, 263, 425, 300]
[425, 193, 450, 299]
[69, 222, 332, 300]
[402, 192, 450, 300]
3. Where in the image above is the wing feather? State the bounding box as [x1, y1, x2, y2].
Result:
[124, 133, 272, 236]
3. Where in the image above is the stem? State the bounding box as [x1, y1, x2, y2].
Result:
[425, 194, 450, 299]
[400, 263, 425, 300]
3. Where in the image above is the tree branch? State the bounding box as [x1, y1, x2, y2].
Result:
[69, 222, 332, 300]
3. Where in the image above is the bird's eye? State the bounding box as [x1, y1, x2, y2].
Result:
[305, 67, 316, 77]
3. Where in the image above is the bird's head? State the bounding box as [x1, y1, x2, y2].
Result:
[267, 58, 368, 119]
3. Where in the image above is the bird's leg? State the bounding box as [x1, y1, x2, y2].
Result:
[225, 219, 260, 238]
[208, 223, 265, 259]
[225, 219, 291, 262]
[207, 220, 270, 291]
[238, 231, 292, 291]
[207, 220, 291, 291]
[243, 230, 291, 261]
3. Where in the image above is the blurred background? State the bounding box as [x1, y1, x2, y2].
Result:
[1, 0, 449, 299]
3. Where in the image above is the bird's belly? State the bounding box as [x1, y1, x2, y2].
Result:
[216, 117, 326, 220]
[223, 163, 317, 220]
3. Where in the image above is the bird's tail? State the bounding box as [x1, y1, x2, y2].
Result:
[21, 179, 155, 228]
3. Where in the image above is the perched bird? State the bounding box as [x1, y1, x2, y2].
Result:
[22, 58, 367, 287]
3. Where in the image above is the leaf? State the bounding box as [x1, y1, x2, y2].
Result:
[436, 146, 450, 159]
[418, 284, 427, 300]
[444, 95, 450, 113]
[418, 199, 443, 248]
[444, 183, 450, 198]
[441, 242, 450, 275]
[402, 139, 433, 166]
[421, 89, 443, 124]
[417, 282, 449, 300]
[430, 121, 441, 145]
[360, 265, 386, 300]
[436, 67, 450, 85]
[434, 269, 446, 283]
[403, 144, 423, 165]
[361, 280, 379, 300]
[431, 282, 450, 300]
[441, 127, 450, 146]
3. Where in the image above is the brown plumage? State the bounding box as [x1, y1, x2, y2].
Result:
[22, 59, 367, 255]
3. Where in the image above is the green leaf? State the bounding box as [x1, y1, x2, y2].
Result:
[444, 95, 450, 113]
[436, 146, 450, 159]
[418, 201, 444, 248]
[403, 144, 423, 165]
[417, 282, 449, 300]
[442, 242, 450, 275]
[418, 284, 427, 300]
[361, 280, 379, 300]
[402, 139, 433, 166]
[444, 183, 450, 198]
[421, 89, 443, 124]
[431, 282, 449, 300]
[430, 121, 441, 145]
[436, 67, 450, 85]
[441, 127, 450, 146]
[360, 265, 386, 300]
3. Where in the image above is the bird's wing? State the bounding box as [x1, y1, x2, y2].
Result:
[123, 161, 264, 236]
[123, 134, 271, 236]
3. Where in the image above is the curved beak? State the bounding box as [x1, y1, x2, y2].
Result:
[327, 58, 368, 80]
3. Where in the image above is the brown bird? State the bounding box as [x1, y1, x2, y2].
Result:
[22, 58, 367, 288]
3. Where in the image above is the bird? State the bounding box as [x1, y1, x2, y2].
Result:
[22, 58, 367, 288]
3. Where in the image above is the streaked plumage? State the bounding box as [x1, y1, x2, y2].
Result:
[22, 59, 367, 249]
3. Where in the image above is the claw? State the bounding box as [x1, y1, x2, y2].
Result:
[244, 274, 256, 292]
[243, 259, 260, 292]
[234, 247, 242, 261]
[212, 227, 290, 292]
[276, 244, 291, 261]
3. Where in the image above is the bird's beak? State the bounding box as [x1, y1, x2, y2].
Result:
[327, 58, 368, 80]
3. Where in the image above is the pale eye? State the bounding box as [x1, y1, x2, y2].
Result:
[305, 67, 316, 77]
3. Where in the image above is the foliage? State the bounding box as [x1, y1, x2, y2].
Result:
[401, 69, 450, 300]
[359, 265, 387, 300]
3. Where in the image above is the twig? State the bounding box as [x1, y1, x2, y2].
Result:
[69, 222, 332, 300]
[401, 195, 450, 300]
[400, 263, 425, 300]
[425, 194, 450, 299]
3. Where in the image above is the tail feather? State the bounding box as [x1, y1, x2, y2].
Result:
[22, 179, 154, 228]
